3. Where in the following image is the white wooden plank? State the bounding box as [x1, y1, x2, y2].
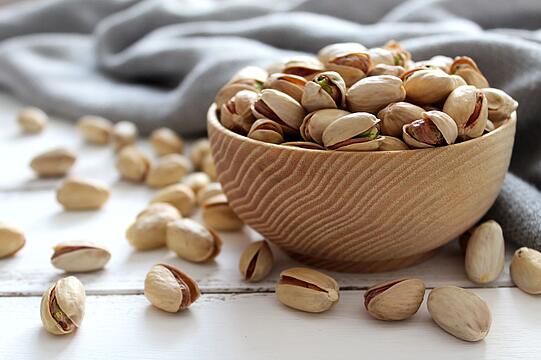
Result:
[1, 289, 540, 360]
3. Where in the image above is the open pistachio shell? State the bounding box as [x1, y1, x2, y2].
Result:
[239, 240, 274, 282]
[300, 109, 350, 145]
[40, 276, 85, 335]
[346, 75, 406, 113]
[301, 71, 346, 112]
[220, 90, 258, 135]
[252, 89, 306, 132]
[481, 88, 518, 124]
[215, 66, 267, 108]
[51, 241, 111, 273]
[322, 112, 381, 151]
[443, 85, 488, 139]
[379, 136, 409, 151]
[402, 67, 466, 105]
[166, 218, 222, 263]
[378, 102, 425, 138]
[402, 111, 457, 148]
[247, 118, 285, 144]
[318, 42, 371, 86]
[364, 278, 425, 321]
[263, 73, 306, 102]
[450, 56, 489, 89]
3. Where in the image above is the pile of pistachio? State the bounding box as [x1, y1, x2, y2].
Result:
[216, 41, 518, 151]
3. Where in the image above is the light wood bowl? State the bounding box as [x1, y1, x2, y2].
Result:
[208, 104, 516, 272]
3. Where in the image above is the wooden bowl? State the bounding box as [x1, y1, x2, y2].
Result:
[207, 104, 516, 272]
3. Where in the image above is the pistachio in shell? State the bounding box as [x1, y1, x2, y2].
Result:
[220, 89, 258, 135]
[166, 218, 222, 263]
[402, 111, 458, 149]
[18, 106, 48, 133]
[126, 203, 181, 250]
[0, 222, 25, 258]
[379, 136, 409, 151]
[301, 71, 346, 112]
[197, 182, 224, 207]
[251, 89, 306, 133]
[510, 247, 541, 295]
[443, 85, 488, 139]
[464, 220, 505, 284]
[318, 42, 372, 86]
[481, 88, 518, 124]
[279, 55, 325, 80]
[239, 240, 274, 282]
[402, 67, 466, 105]
[415, 55, 454, 73]
[202, 194, 243, 231]
[144, 263, 200, 313]
[247, 118, 284, 144]
[263, 73, 306, 102]
[112, 121, 138, 151]
[368, 64, 405, 77]
[346, 75, 406, 114]
[377, 102, 425, 138]
[146, 154, 190, 188]
[116, 146, 150, 182]
[368, 47, 396, 66]
[383, 40, 412, 68]
[322, 112, 382, 151]
[51, 241, 111, 273]
[56, 178, 110, 211]
[77, 115, 113, 145]
[150, 183, 196, 217]
[182, 172, 211, 195]
[450, 56, 489, 89]
[300, 108, 350, 145]
[190, 138, 211, 170]
[215, 66, 267, 108]
[40, 276, 86, 335]
[364, 278, 425, 321]
[150, 127, 183, 156]
[30, 147, 76, 178]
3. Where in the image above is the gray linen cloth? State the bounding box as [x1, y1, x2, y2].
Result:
[0, 0, 540, 249]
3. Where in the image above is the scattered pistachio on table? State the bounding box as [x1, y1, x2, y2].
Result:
[56, 178, 110, 211]
[201, 153, 217, 181]
[0, 222, 25, 258]
[126, 203, 181, 251]
[77, 115, 113, 145]
[150, 183, 196, 217]
[112, 120, 138, 151]
[196, 182, 224, 206]
[146, 154, 190, 188]
[51, 241, 111, 273]
[202, 194, 243, 231]
[181, 172, 211, 195]
[30, 147, 76, 177]
[166, 218, 222, 263]
[464, 220, 505, 284]
[17, 106, 48, 133]
[40, 276, 85, 335]
[510, 247, 541, 295]
[116, 146, 150, 182]
[364, 278, 425, 321]
[190, 138, 212, 170]
[150, 127, 184, 156]
[239, 240, 274, 282]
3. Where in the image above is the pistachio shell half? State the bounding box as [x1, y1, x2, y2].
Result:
[239, 240, 274, 282]
[252, 89, 306, 133]
[443, 85, 488, 139]
[364, 278, 425, 321]
[166, 219, 222, 263]
[318, 42, 371, 86]
[301, 71, 346, 112]
[247, 118, 285, 144]
[51, 241, 111, 273]
[263, 73, 306, 102]
[220, 89, 258, 135]
[322, 112, 381, 151]
[202, 194, 243, 231]
[402, 111, 458, 148]
[510, 247, 541, 295]
[450, 56, 489, 89]
[300, 109, 350, 145]
[279, 56, 325, 80]
[481, 88, 518, 124]
[464, 220, 505, 284]
[215, 66, 267, 108]
[0, 222, 25, 258]
[346, 75, 406, 113]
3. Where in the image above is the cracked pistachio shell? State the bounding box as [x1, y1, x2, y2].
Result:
[281, 141, 326, 150]
[368, 64, 405, 77]
[481, 88, 518, 124]
[150, 127, 183, 156]
[18, 106, 48, 133]
[403, 111, 457, 149]
[215, 66, 267, 108]
[510, 247, 541, 295]
[347, 75, 406, 113]
[116, 146, 150, 182]
[239, 240, 274, 282]
[364, 278, 425, 321]
[428, 286, 491, 342]
[252, 89, 306, 132]
[263, 73, 306, 102]
[40, 276, 85, 335]
[465, 220, 504, 284]
[318, 42, 371, 86]
[56, 178, 110, 210]
[377, 102, 425, 138]
[202, 153, 217, 181]
[415, 55, 454, 73]
[450, 56, 489, 89]
[0, 222, 25, 258]
[146, 154, 190, 188]
[30, 147, 76, 177]
[443, 85, 488, 139]
[197, 182, 224, 206]
[51, 241, 111, 273]
[247, 118, 284, 144]
[126, 203, 181, 250]
[301, 71, 346, 112]
[112, 121, 138, 151]
[301, 109, 350, 145]
[151, 183, 196, 216]
[144, 263, 200, 313]
[190, 139, 211, 170]
[220, 90, 258, 135]
[402, 67, 466, 105]
[276, 267, 339, 313]
[379, 136, 409, 151]
[322, 112, 381, 151]
[182, 172, 211, 195]
[202, 194, 243, 231]
[166, 219, 222, 263]
[279, 56, 325, 80]
[77, 115, 113, 145]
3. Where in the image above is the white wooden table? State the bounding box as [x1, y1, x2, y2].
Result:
[0, 93, 539, 359]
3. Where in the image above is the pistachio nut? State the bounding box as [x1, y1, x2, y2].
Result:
[201, 153, 217, 181]
[51, 241, 111, 273]
[202, 194, 243, 231]
[510, 247, 541, 295]
[150, 183, 196, 216]
[464, 220, 505, 284]
[322, 112, 382, 151]
[384, 40, 412, 68]
[40, 276, 85, 335]
[116, 146, 150, 182]
[146, 154, 190, 188]
[377, 102, 425, 138]
[300, 109, 350, 145]
[481, 88, 518, 124]
[281, 141, 326, 150]
[263, 73, 306, 102]
[77, 115, 113, 144]
[144, 263, 200, 313]
[368, 47, 396, 66]
[443, 85, 488, 139]
[346, 75, 406, 113]
[364, 278, 425, 321]
[0, 222, 25, 258]
[18, 106, 48, 133]
[239, 240, 274, 282]
[318, 42, 371, 86]
[276, 267, 339, 313]
[126, 203, 181, 250]
[402, 111, 458, 148]
[150, 127, 184, 156]
[427, 286, 491, 342]
[450, 56, 489, 89]
[415, 55, 454, 73]
[197, 182, 224, 206]
[368, 64, 405, 77]
[182, 172, 211, 195]
[402, 67, 466, 105]
[379, 136, 409, 151]
[252, 89, 306, 133]
[190, 138, 211, 170]
[56, 178, 110, 210]
[279, 55, 325, 80]
[166, 218, 222, 262]
[220, 90, 258, 135]
[215, 66, 267, 108]
[301, 71, 346, 112]
[112, 121, 138, 151]
[30, 147, 76, 177]
[247, 118, 285, 144]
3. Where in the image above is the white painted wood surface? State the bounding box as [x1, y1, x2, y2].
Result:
[0, 92, 537, 359]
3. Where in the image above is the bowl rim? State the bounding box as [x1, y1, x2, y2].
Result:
[207, 103, 517, 154]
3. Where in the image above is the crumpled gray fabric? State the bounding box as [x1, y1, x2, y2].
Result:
[0, 0, 540, 249]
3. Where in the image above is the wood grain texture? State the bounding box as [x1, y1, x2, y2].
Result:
[208, 104, 516, 272]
